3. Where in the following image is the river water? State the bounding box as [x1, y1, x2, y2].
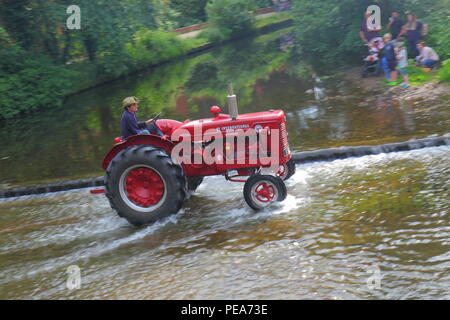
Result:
[0, 29, 449, 299]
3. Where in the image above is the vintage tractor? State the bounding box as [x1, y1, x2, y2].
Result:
[100, 85, 296, 226]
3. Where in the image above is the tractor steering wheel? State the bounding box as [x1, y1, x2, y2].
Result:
[148, 112, 162, 124]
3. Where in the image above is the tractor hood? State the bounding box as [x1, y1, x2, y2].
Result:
[175, 110, 286, 138]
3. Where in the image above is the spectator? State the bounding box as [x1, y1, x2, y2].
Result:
[360, 12, 382, 43]
[383, 33, 398, 85]
[386, 12, 404, 40]
[395, 39, 410, 88]
[400, 12, 428, 58]
[416, 40, 440, 69]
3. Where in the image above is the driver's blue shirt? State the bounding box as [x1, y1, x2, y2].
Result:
[120, 110, 146, 139]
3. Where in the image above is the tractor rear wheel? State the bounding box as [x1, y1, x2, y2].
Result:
[243, 174, 287, 210]
[105, 145, 187, 226]
[187, 176, 204, 192]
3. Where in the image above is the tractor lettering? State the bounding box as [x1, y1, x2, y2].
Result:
[259, 128, 280, 173]
[234, 128, 258, 165]
[171, 128, 192, 165]
[193, 122, 203, 165]
[203, 129, 224, 165]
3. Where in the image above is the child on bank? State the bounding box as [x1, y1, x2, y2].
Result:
[396, 40, 410, 88]
[383, 33, 398, 85]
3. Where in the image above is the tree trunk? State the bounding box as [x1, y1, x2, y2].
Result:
[83, 37, 97, 61]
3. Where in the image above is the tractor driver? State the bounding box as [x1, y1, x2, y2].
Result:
[120, 96, 164, 139]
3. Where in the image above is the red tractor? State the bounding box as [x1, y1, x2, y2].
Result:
[100, 85, 296, 226]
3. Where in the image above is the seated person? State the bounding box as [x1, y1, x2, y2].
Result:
[120, 96, 164, 139]
[416, 40, 439, 69]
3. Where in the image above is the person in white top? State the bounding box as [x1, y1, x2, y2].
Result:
[416, 40, 440, 69]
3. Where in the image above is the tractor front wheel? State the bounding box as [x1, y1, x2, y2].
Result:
[243, 174, 287, 210]
[105, 145, 187, 226]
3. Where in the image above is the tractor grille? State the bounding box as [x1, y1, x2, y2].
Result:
[280, 122, 289, 156]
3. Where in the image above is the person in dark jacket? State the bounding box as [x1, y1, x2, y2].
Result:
[400, 12, 428, 58]
[120, 96, 164, 139]
[386, 12, 404, 40]
[383, 33, 398, 85]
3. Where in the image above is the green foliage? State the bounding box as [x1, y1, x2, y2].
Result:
[254, 11, 294, 29]
[420, 1, 450, 60]
[205, 0, 257, 42]
[125, 29, 194, 68]
[170, 0, 209, 27]
[0, 46, 76, 119]
[253, 0, 272, 9]
[437, 59, 450, 83]
[0, 27, 13, 46]
[291, 0, 374, 64]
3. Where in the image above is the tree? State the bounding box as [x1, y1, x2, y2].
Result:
[205, 0, 257, 42]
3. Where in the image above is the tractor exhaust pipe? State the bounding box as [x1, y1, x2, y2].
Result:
[227, 83, 239, 120]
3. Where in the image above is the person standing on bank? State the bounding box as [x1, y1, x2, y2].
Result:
[383, 33, 398, 85]
[386, 12, 404, 40]
[360, 12, 382, 44]
[120, 96, 164, 139]
[395, 39, 410, 88]
[400, 12, 428, 58]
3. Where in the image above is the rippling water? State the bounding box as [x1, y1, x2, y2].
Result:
[1, 146, 448, 299]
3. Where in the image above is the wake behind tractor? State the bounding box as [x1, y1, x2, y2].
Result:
[100, 85, 296, 226]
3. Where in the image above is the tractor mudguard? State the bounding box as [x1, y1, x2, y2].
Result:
[102, 134, 175, 170]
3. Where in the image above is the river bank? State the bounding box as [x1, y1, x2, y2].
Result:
[343, 66, 450, 108]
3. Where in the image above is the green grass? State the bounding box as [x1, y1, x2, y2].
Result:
[407, 63, 436, 86]
[379, 60, 447, 87]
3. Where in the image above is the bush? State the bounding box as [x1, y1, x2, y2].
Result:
[125, 29, 193, 68]
[170, 0, 209, 27]
[422, 8, 450, 61]
[205, 0, 256, 42]
[254, 0, 272, 9]
[0, 27, 12, 46]
[0, 46, 76, 119]
[437, 59, 450, 83]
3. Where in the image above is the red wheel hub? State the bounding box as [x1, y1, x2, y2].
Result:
[124, 168, 165, 207]
[254, 182, 276, 203]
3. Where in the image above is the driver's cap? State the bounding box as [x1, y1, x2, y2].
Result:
[122, 96, 140, 109]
